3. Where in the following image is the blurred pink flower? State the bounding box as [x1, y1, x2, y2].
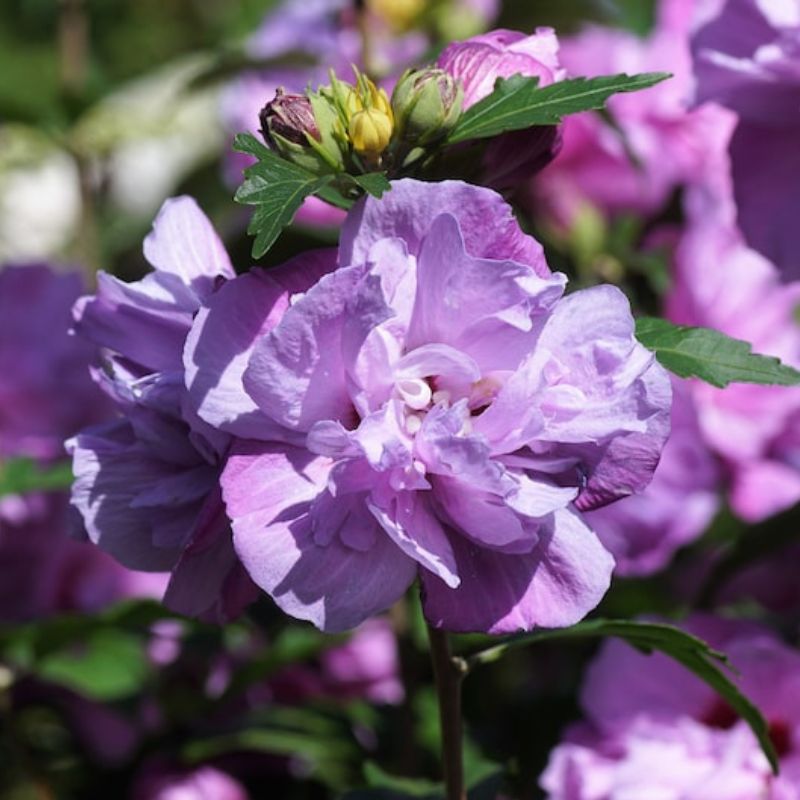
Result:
[269, 617, 404, 705]
[693, 0, 800, 278]
[542, 615, 800, 799]
[667, 215, 800, 522]
[529, 0, 733, 228]
[132, 764, 249, 800]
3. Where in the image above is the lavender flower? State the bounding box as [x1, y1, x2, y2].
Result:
[186, 179, 671, 633]
[67, 197, 256, 622]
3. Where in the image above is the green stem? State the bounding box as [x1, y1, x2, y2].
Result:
[427, 623, 467, 800]
[354, 0, 376, 77]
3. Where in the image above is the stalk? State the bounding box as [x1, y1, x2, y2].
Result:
[426, 622, 467, 800]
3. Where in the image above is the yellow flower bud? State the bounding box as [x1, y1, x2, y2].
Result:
[349, 108, 394, 157]
[367, 0, 425, 30]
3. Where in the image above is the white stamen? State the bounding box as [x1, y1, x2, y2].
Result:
[432, 389, 451, 405]
[397, 378, 432, 410]
[405, 414, 423, 435]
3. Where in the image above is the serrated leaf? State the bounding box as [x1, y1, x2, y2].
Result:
[448, 72, 670, 144]
[0, 457, 72, 498]
[350, 172, 391, 198]
[233, 131, 272, 161]
[465, 618, 779, 773]
[233, 133, 334, 257]
[636, 317, 800, 388]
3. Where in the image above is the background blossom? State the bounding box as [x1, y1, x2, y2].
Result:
[542, 615, 800, 799]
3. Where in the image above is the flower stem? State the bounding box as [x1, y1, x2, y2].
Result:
[354, 0, 376, 77]
[427, 622, 467, 800]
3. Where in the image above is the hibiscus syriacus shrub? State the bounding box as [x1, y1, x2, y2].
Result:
[5, 1, 800, 798]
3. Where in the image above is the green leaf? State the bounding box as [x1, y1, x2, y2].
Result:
[447, 72, 670, 144]
[350, 172, 391, 198]
[364, 762, 441, 797]
[315, 183, 356, 210]
[185, 706, 361, 790]
[36, 629, 150, 701]
[233, 132, 333, 258]
[635, 317, 800, 387]
[0, 458, 72, 498]
[465, 618, 779, 773]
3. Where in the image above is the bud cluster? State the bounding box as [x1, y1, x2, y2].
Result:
[258, 65, 464, 178]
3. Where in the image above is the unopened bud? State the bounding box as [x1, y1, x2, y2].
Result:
[391, 68, 463, 145]
[259, 88, 344, 174]
[260, 89, 319, 147]
[349, 108, 394, 157]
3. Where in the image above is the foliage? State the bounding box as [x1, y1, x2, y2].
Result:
[636, 317, 800, 387]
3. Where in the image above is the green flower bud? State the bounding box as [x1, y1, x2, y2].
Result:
[391, 68, 464, 146]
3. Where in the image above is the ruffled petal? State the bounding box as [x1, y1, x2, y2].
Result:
[406, 214, 566, 368]
[68, 420, 216, 571]
[143, 195, 235, 299]
[421, 508, 614, 633]
[222, 440, 416, 631]
[368, 492, 459, 588]
[184, 249, 335, 440]
[244, 267, 363, 431]
[340, 179, 551, 275]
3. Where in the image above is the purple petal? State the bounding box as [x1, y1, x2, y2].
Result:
[73, 271, 195, 374]
[368, 492, 459, 588]
[244, 267, 363, 431]
[143, 195, 234, 300]
[433, 475, 532, 551]
[184, 249, 335, 439]
[730, 122, 800, 280]
[421, 508, 614, 633]
[68, 420, 215, 571]
[164, 489, 258, 622]
[729, 460, 800, 523]
[406, 214, 565, 368]
[222, 441, 417, 631]
[340, 179, 551, 276]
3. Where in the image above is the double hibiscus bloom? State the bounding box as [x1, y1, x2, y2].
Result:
[69, 179, 671, 633]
